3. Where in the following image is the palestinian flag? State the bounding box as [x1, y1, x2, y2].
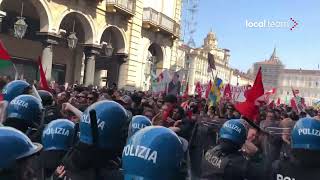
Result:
[0, 40, 11, 69]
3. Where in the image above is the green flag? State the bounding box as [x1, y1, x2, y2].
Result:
[0, 40, 12, 69]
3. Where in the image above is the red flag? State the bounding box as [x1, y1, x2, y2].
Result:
[291, 97, 298, 112]
[235, 67, 264, 121]
[223, 83, 232, 101]
[195, 82, 202, 97]
[37, 56, 50, 91]
[205, 80, 212, 99]
[276, 98, 281, 106]
[269, 100, 275, 109]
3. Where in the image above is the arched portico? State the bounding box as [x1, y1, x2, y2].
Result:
[0, 0, 53, 82]
[95, 25, 128, 87]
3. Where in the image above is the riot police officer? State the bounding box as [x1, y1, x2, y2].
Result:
[38, 90, 61, 124]
[122, 126, 185, 180]
[4, 94, 44, 141]
[38, 119, 75, 179]
[201, 119, 264, 180]
[127, 115, 152, 138]
[2, 80, 32, 102]
[271, 117, 320, 180]
[38, 90, 54, 106]
[60, 100, 128, 180]
[0, 127, 42, 180]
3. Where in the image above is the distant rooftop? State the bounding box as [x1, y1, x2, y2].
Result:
[283, 69, 320, 75]
[256, 47, 283, 65]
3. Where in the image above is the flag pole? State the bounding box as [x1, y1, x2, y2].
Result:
[12, 63, 18, 80]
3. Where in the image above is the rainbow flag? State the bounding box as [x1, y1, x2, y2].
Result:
[0, 40, 11, 69]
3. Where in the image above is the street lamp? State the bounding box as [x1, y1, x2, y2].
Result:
[104, 43, 114, 57]
[67, 20, 78, 49]
[14, 2, 28, 39]
[101, 33, 114, 57]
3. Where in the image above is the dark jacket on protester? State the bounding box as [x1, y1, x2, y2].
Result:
[176, 117, 195, 141]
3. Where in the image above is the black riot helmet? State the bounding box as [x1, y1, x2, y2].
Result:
[38, 90, 54, 107]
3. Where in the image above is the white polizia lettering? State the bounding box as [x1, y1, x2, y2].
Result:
[205, 152, 222, 168]
[10, 99, 28, 108]
[224, 123, 241, 133]
[123, 145, 157, 164]
[81, 114, 105, 131]
[277, 174, 296, 180]
[298, 128, 320, 137]
[132, 123, 146, 130]
[44, 128, 70, 136]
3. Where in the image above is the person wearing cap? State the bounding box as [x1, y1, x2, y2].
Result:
[0, 127, 42, 180]
[271, 117, 320, 180]
[200, 119, 264, 180]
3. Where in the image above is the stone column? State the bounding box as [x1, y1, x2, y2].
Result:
[38, 32, 60, 81]
[83, 45, 100, 86]
[114, 54, 128, 88]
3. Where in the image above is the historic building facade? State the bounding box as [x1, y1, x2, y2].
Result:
[277, 69, 320, 105]
[0, 0, 181, 90]
[252, 48, 320, 105]
[252, 48, 284, 90]
[181, 32, 252, 94]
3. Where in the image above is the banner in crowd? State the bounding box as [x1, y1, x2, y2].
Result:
[230, 85, 250, 102]
[151, 69, 183, 95]
[151, 69, 171, 94]
[290, 87, 306, 113]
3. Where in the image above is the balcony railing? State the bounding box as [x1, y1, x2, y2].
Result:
[159, 13, 174, 32]
[106, 0, 135, 16]
[143, 7, 159, 26]
[143, 7, 179, 37]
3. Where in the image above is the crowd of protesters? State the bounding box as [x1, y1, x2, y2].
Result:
[1, 77, 320, 180]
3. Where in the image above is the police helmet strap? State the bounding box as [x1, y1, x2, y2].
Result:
[89, 109, 99, 147]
